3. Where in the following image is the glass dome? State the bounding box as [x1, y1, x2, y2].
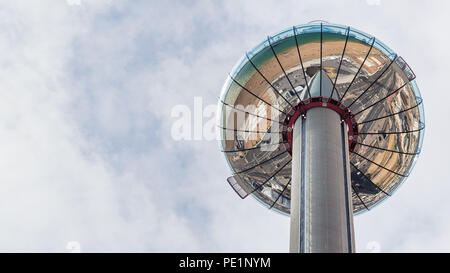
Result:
[218, 22, 424, 215]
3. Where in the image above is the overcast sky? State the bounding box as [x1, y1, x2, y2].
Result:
[0, 0, 448, 252]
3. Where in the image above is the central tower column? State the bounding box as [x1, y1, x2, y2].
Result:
[289, 71, 355, 253]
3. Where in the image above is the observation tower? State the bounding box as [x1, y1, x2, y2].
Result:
[217, 22, 424, 253]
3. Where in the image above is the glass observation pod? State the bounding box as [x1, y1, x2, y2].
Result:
[218, 22, 425, 215]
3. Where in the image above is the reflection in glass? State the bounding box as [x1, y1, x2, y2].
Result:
[219, 23, 424, 214]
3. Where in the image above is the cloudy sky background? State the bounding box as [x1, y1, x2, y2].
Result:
[0, 0, 448, 252]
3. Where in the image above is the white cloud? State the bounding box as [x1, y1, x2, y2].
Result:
[0, 0, 447, 252]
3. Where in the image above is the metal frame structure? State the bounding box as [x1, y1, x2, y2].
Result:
[218, 22, 425, 252]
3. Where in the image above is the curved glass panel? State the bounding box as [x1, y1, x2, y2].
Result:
[219, 22, 424, 214]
